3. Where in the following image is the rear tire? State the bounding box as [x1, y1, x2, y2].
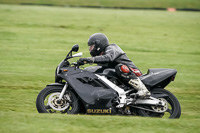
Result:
[36, 86, 80, 114]
[137, 89, 181, 118]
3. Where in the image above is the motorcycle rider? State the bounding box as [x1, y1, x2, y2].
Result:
[77, 33, 151, 97]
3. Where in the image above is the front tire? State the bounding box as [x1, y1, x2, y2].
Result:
[137, 89, 181, 118]
[36, 86, 80, 114]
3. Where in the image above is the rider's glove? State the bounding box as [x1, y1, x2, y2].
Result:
[77, 57, 94, 65]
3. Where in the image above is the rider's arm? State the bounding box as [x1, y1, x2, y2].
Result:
[77, 44, 124, 65]
[93, 46, 121, 63]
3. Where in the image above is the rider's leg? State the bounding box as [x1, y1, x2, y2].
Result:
[115, 64, 151, 97]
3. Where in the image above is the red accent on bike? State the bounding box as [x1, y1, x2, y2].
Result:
[120, 65, 130, 73]
[129, 68, 142, 77]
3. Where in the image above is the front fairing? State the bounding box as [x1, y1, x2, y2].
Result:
[59, 66, 82, 80]
[60, 68, 117, 110]
[55, 60, 71, 82]
[55, 60, 117, 113]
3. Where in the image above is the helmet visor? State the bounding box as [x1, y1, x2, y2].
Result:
[89, 44, 95, 52]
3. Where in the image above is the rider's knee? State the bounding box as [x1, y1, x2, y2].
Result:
[115, 64, 137, 80]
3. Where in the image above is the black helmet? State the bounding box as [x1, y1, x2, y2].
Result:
[88, 33, 109, 57]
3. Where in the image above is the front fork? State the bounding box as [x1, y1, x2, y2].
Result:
[58, 83, 68, 100]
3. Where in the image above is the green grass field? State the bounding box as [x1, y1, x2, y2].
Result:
[0, 4, 200, 133]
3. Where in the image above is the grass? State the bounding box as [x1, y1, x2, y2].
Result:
[0, 0, 200, 9]
[0, 4, 200, 133]
[1, 112, 200, 133]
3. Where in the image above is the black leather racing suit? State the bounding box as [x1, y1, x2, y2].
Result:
[90, 44, 148, 95]
[93, 44, 139, 69]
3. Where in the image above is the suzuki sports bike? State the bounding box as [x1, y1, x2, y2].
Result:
[36, 44, 181, 118]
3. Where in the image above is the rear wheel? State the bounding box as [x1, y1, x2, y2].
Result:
[137, 89, 181, 118]
[36, 86, 80, 114]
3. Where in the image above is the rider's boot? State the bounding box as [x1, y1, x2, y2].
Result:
[128, 78, 151, 98]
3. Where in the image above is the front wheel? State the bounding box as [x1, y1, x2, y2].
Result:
[36, 86, 80, 114]
[137, 89, 181, 118]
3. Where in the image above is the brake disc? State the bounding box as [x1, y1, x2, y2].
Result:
[48, 92, 70, 111]
[151, 98, 168, 113]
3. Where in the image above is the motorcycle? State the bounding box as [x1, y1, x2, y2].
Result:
[36, 44, 181, 118]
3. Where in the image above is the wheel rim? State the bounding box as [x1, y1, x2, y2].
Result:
[48, 92, 70, 111]
[152, 98, 168, 113]
[43, 91, 75, 113]
[138, 91, 178, 118]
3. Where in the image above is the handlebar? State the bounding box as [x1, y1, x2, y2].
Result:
[71, 61, 84, 69]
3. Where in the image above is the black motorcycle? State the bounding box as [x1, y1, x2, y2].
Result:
[36, 44, 181, 118]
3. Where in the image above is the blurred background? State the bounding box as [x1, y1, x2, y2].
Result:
[0, 0, 200, 10]
[0, 0, 200, 133]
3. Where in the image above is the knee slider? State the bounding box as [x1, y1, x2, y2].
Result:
[120, 65, 130, 73]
